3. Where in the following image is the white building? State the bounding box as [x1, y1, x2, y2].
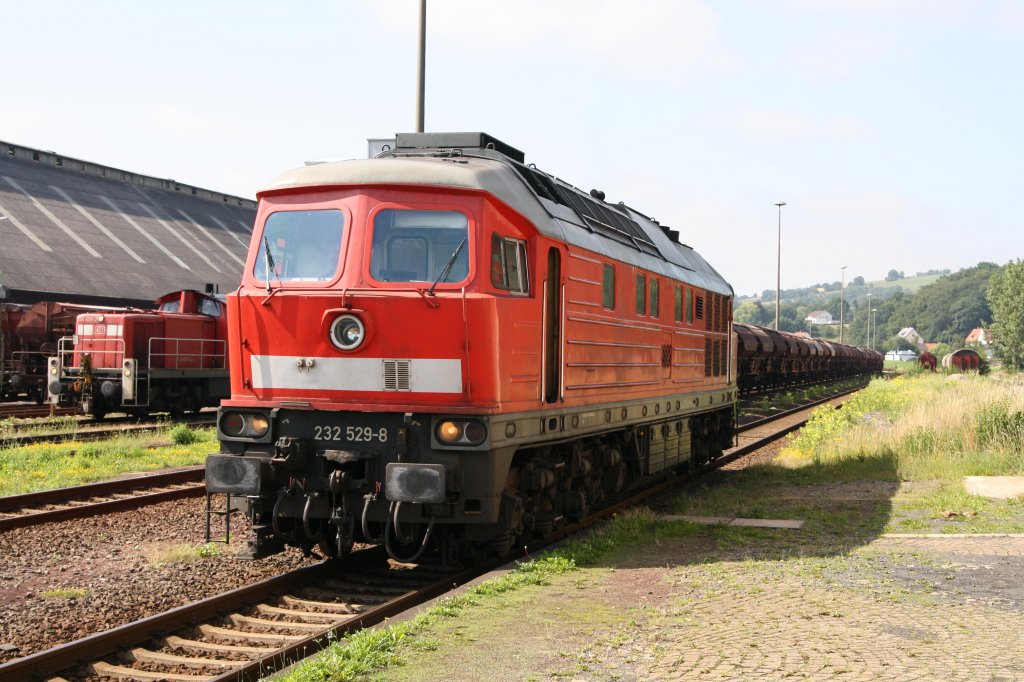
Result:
[805, 310, 833, 325]
[885, 350, 918, 362]
[897, 327, 926, 350]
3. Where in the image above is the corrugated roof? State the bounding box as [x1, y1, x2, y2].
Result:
[0, 141, 255, 304]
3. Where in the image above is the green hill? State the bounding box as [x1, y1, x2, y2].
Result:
[735, 264, 997, 351]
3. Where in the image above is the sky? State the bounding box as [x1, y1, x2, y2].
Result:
[2, 0, 1022, 296]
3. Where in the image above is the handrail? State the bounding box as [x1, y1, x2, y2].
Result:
[59, 335, 126, 367]
[146, 336, 226, 370]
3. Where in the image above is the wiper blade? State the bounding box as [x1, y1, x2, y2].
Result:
[427, 237, 467, 297]
[263, 236, 276, 293]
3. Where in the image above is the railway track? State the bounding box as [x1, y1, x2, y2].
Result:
[0, 467, 205, 532]
[736, 385, 856, 434]
[0, 403, 79, 420]
[0, 382, 856, 534]
[0, 414, 216, 447]
[0, 386, 858, 681]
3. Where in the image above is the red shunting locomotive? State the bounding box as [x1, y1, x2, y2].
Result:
[206, 132, 738, 561]
[48, 289, 230, 418]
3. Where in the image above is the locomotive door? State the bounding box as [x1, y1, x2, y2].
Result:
[543, 247, 561, 403]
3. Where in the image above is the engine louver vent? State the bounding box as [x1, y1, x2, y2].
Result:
[383, 360, 411, 391]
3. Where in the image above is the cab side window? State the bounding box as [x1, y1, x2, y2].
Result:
[491, 233, 529, 294]
[635, 273, 647, 315]
[602, 264, 615, 309]
[199, 298, 223, 317]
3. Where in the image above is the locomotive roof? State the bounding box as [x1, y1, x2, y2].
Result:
[0, 140, 255, 306]
[262, 137, 732, 297]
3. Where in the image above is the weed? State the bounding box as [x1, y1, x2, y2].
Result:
[41, 587, 87, 600]
[169, 423, 202, 445]
[145, 542, 221, 565]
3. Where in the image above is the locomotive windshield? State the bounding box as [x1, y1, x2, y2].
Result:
[253, 209, 345, 282]
[369, 209, 469, 284]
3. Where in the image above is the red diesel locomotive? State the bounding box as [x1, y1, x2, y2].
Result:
[205, 135, 884, 561]
[48, 289, 230, 418]
[206, 133, 739, 561]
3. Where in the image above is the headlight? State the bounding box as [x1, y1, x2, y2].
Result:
[329, 315, 365, 351]
[221, 412, 245, 437]
[250, 414, 270, 438]
[435, 419, 487, 446]
[437, 421, 462, 443]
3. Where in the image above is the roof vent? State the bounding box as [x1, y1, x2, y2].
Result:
[394, 132, 525, 163]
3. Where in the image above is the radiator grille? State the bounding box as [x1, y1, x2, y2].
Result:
[382, 359, 411, 391]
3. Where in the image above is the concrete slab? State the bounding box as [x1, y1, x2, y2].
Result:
[730, 518, 806, 529]
[963, 476, 1024, 500]
[662, 515, 733, 525]
[662, 515, 805, 529]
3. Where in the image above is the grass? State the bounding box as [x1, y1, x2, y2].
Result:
[40, 587, 88, 600]
[144, 542, 222, 566]
[769, 372, 1024, 532]
[0, 425, 217, 496]
[778, 373, 1024, 480]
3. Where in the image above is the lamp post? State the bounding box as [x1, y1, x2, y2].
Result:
[866, 291, 872, 348]
[774, 201, 786, 330]
[839, 265, 847, 344]
[871, 308, 877, 351]
[416, 0, 427, 132]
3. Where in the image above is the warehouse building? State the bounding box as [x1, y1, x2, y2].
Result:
[0, 140, 256, 307]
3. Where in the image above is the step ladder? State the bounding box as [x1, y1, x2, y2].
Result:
[205, 492, 233, 544]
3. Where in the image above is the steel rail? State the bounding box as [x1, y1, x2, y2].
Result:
[0, 405, 79, 419]
[0, 467, 205, 532]
[0, 466, 204, 512]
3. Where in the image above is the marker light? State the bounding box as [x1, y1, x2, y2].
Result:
[221, 412, 245, 437]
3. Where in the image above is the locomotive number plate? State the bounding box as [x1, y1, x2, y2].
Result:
[314, 425, 390, 444]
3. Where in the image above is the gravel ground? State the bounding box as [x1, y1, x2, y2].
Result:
[0, 496, 317, 662]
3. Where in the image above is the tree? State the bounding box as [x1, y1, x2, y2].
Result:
[852, 275, 865, 286]
[987, 260, 1024, 370]
[886, 269, 900, 282]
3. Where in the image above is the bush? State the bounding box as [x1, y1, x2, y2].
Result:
[170, 424, 201, 445]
